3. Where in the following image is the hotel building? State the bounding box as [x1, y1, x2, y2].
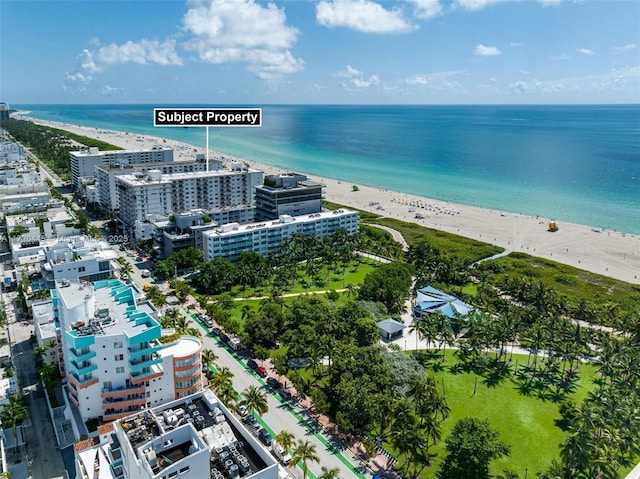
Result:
[56, 279, 203, 422]
[73, 389, 278, 479]
[203, 209, 359, 262]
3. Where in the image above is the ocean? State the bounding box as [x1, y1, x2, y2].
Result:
[13, 104, 640, 235]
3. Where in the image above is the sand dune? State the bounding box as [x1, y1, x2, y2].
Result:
[26, 117, 640, 285]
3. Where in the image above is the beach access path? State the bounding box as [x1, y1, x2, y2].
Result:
[24, 117, 640, 285]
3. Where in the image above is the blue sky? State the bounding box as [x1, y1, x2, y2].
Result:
[1, 0, 639, 104]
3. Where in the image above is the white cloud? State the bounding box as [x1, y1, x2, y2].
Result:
[352, 74, 381, 88]
[64, 49, 102, 92]
[510, 42, 522, 47]
[613, 44, 637, 54]
[100, 85, 118, 96]
[576, 48, 594, 56]
[335, 65, 362, 78]
[182, 0, 303, 78]
[98, 39, 182, 66]
[402, 70, 468, 95]
[454, 0, 504, 11]
[316, 0, 416, 33]
[539, 0, 561, 6]
[509, 66, 640, 96]
[550, 54, 569, 61]
[474, 44, 501, 56]
[408, 0, 442, 19]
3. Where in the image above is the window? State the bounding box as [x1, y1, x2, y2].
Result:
[116, 367, 125, 374]
[115, 354, 124, 361]
[114, 341, 123, 349]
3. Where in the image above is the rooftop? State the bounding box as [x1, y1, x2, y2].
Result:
[117, 390, 273, 479]
[206, 208, 357, 237]
[58, 279, 159, 339]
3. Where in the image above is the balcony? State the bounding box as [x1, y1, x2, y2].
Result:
[68, 360, 98, 376]
[127, 343, 162, 359]
[101, 384, 145, 399]
[69, 348, 96, 363]
[129, 355, 162, 372]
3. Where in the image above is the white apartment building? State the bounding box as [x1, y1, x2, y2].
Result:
[56, 279, 203, 423]
[74, 389, 278, 479]
[6, 208, 82, 264]
[116, 164, 263, 241]
[70, 146, 174, 192]
[116, 171, 174, 240]
[203, 209, 360, 262]
[41, 238, 118, 288]
[95, 157, 214, 213]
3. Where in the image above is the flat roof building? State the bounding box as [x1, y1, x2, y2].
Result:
[73, 389, 278, 479]
[70, 146, 174, 192]
[254, 172, 324, 221]
[56, 279, 203, 422]
[203, 209, 359, 262]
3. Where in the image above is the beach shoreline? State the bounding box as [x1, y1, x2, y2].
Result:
[21, 116, 640, 285]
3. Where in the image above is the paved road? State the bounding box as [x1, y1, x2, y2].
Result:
[3, 290, 66, 479]
[186, 314, 370, 479]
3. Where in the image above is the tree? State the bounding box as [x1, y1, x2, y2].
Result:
[274, 429, 296, 453]
[145, 286, 167, 309]
[318, 466, 340, 479]
[291, 439, 320, 479]
[0, 392, 29, 454]
[437, 417, 510, 479]
[201, 349, 217, 377]
[118, 261, 133, 280]
[240, 385, 269, 417]
[358, 262, 414, 313]
[209, 367, 236, 406]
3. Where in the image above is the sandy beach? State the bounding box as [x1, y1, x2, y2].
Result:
[25, 117, 640, 285]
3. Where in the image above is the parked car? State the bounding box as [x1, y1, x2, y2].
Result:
[237, 405, 248, 417]
[258, 428, 273, 446]
[243, 414, 260, 431]
[279, 389, 292, 401]
[256, 366, 267, 377]
[220, 333, 230, 344]
[247, 359, 258, 371]
[210, 327, 221, 337]
[266, 377, 281, 389]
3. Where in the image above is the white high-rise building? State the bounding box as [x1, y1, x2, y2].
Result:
[116, 164, 263, 240]
[57, 279, 203, 422]
[70, 146, 174, 192]
[95, 156, 215, 213]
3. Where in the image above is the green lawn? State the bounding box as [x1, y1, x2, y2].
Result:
[398, 351, 598, 478]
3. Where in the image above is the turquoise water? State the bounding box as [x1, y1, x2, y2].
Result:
[14, 104, 640, 234]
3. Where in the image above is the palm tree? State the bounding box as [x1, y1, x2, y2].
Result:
[274, 429, 296, 454]
[119, 261, 133, 280]
[201, 349, 217, 377]
[0, 392, 29, 454]
[318, 466, 340, 479]
[209, 367, 237, 406]
[240, 385, 268, 417]
[145, 285, 167, 309]
[291, 439, 320, 479]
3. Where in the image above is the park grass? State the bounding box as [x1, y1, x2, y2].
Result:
[491, 252, 640, 313]
[394, 350, 598, 478]
[324, 200, 504, 263]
